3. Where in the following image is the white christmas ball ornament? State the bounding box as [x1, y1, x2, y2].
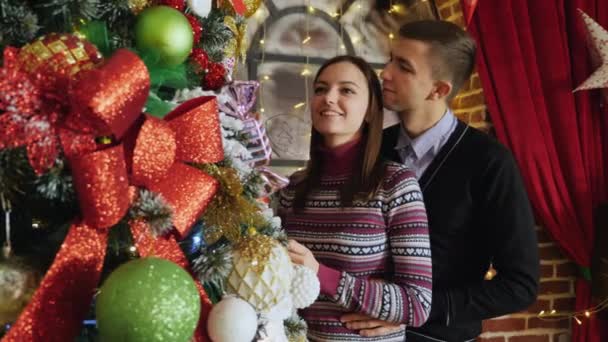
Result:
[207, 296, 258, 342]
[291, 264, 320, 309]
[187, 0, 212, 17]
[226, 235, 293, 312]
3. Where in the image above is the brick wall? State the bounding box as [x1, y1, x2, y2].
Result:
[434, 0, 577, 340]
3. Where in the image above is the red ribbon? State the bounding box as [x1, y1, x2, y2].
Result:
[230, 0, 247, 15]
[3, 49, 220, 342]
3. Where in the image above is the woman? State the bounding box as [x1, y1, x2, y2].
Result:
[277, 55, 432, 341]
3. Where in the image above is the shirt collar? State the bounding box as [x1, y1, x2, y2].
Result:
[394, 109, 456, 159]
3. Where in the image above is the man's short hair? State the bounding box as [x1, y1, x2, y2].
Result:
[399, 20, 477, 101]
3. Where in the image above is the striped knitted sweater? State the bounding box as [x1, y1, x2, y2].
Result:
[277, 140, 432, 341]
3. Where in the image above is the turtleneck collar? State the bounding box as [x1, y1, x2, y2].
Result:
[318, 136, 364, 176]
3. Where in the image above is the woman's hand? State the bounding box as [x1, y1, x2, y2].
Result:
[287, 239, 319, 273]
[340, 313, 405, 337]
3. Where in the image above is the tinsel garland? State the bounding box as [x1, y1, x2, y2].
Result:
[198, 164, 267, 244]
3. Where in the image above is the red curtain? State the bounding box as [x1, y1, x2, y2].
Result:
[464, 0, 608, 341]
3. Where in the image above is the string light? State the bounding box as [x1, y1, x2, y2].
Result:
[257, 6, 267, 117]
[388, 0, 395, 46]
[295, 0, 313, 112]
[254, 6, 265, 20]
[388, 4, 404, 14]
[128, 246, 137, 253]
[337, 1, 344, 55]
[536, 297, 608, 326]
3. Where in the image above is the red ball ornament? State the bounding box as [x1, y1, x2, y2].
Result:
[204, 62, 226, 90]
[185, 14, 203, 45]
[159, 0, 185, 11]
[190, 48, 209, 73]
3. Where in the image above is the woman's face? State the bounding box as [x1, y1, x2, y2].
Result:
[311, 62, 370, 147]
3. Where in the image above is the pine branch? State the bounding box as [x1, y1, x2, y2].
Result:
[0, 148, 35, 205]
[32, 0, 105, 33]
[199, 8, 232, 62]
[0, 1, 40, 47]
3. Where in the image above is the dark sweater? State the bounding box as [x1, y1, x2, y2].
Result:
[381, 120, 539, 341]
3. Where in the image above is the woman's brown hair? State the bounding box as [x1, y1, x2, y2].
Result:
[294, 55, 385, 208]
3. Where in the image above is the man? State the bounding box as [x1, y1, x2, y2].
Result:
[341, 20, 540, 341]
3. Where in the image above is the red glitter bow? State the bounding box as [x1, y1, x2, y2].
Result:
[2, 49, 221, 342]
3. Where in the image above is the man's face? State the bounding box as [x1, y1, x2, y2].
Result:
[381, 38, 438, 114]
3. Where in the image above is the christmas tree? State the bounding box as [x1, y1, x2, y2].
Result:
[0, 1, 318, 341]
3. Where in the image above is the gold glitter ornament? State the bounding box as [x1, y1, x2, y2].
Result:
[128, 0, 154, 14]
[0, 258, 40, 326]
[18, 33, 103, 78]
[226, 235, 293, 312]
[224, 16, 248, 62]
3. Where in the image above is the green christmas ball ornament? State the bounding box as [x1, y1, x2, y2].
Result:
[96, 257, 201, 342]
[134, 6, 194, 66]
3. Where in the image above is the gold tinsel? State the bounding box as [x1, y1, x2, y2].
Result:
[128, 0, 154, 14]
[200, 165, 266, 244]
[224, 16, 248, 62]
[233, 231, 275, 273]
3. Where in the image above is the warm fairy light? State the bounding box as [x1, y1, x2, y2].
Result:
[539, 310, 545, 316]
[260, 39, 265, 45]
[389, 4, 404, 14]
[301, 68, 311, 76]
[308, 6, 315, 13]
[585, 311, 591, 317]
[263, 75, 270, 81]
[254, 7, 264, 19]
[550, 309, 556, 315]
[388, 33, 395, 40]
[293, 102, 305, 109]
[128, 246, 137, 253]
[340, 44, 345, 50]
[574, 316, 582, 325]
[260, 108, 265, 113]
[302, 36, 311, 44]
[331, 12, 339, 18]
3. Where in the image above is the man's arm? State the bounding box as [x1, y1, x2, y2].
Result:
[430, 149, 539, 325]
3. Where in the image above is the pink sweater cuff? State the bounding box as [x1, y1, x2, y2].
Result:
[317, 264, 342, 297]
